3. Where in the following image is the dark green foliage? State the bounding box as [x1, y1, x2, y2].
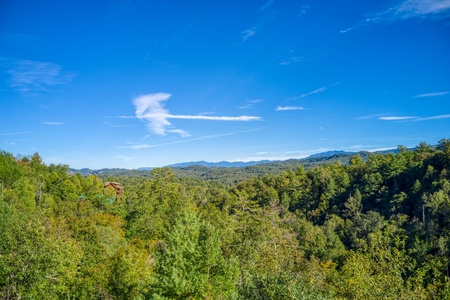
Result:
[149, 209, 238, 299]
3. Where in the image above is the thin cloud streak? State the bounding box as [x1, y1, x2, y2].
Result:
[41, 121, 64, 125]
[413, 91, 449, 98]
[103, 121, 135, 128]
[418, 114, 450, 121]
[379, 116, 417, 121]
[276, 106, 305, 111]
[167, 115, 261, 121]
[259, 0, 275, 12]
[357, 113, 390, 120]
[296, 87, 326, 98]
[279, 56, 303, 65]
[120, 143, 153, 150]
[291, 82, 340, 100]
[378, 114, 450, 121]
[0, 131, 34, 136]
[239, 99, 263, 109]
[132, 93, 262, 136]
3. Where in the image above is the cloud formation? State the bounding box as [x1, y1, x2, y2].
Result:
[241, 28, 255, 42]
[378, 116, 417, 121]
[291, 82, 340, 100]
[276, 106, 305, 111]
[279, 56, 303, 65]
[413, 91, 449, 98]
[341, 0, 450, 33]
[103, 121, 135, 128]
[393, 0, 450, 19]
[378, 114, 450, 121]
[41, 121, 64, 125]
[239, 99, 263, 109]
[0, 131, 33, 136]
[259, 0, 275, 12]
[5, 59, 75, 93]
[357, 113, 390, 120]
[132, 93, 262, 136]
[120, 143, 153, 150]
[419, 114, 450, 120]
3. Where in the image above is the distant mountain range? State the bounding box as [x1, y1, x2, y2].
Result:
[137, 151, 357, 170]
[71, 149, 397, 176]
[156, 160, 274, 169]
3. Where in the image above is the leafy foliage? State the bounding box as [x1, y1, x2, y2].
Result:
[1, 139, 450, 299]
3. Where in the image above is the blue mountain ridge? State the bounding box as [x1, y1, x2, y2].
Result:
[72, 148, 399, 174]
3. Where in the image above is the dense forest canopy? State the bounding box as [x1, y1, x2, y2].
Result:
[1, 139, 450, 299]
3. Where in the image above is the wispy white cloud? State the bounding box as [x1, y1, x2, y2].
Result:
[239, 99, 263, 109]
[241, 28, 256, 42]
[378, 114, 450, 121]
[379, 116, 417, 121]
[0, 131, 34, 136]
[341, 0, 450, 33]
[290, 82, 340, 100]
[259, 0, 275, 12]
[41, 121, 64, 125]
[392, 0, 450, 19]
[167, 129, 191, 137]
[413, 91, 449, 98]
[295, 87, 327, 99]
[240, 6, 279, 42]
[357, 113, 390, 120]
[120, 143, 153, 150]
[5, 59, 75, 93]
[103, 121, 135, 128]
[132, 93, 262, 136]
[298, 5, 310, 16]
[166, 115, 261, 121]
[418, 114, 450, 120]
[276, 106, 305, 111]
[340, 27, 354, 34]
[133, 93, 172, 135]
[279, 56, 303, 65]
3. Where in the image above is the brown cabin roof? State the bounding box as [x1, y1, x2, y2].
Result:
[104, 182, 124, 196]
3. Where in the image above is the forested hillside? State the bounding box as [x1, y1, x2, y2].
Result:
[74, 151, 372, 186]
[1, 140, 450, 299]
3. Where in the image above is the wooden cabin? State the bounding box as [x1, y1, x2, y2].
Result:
[104, 182, 124, 197]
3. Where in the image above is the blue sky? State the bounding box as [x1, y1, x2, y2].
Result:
[1, 0, 450, 169]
